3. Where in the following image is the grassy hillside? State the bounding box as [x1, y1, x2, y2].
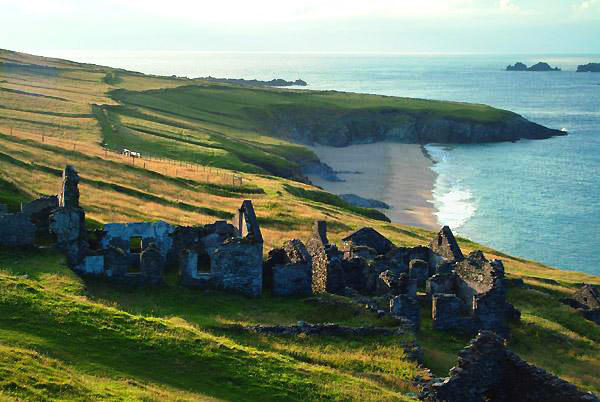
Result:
[1, 49, 599, 400]
[1, 48, 521, 179]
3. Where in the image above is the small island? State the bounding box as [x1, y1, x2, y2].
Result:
[506, 62, 561, 71]
[576, 63, 600, 72]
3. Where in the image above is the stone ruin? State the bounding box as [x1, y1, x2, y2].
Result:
[428, 250, 520, 338]
[0, 165, 264, 297]
[0, 165, 519, 332]
[420, 330, 599, 402]
[561, 284, 600, 325]
[263, 223, 519, 336]
[83, 199, 264, 296]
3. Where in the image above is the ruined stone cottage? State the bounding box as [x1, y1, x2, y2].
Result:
[82, 199, 264, 296]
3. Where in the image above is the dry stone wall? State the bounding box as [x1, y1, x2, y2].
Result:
[420, 331, 599, 402]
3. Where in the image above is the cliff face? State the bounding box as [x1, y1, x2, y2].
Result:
[264, 107, 565, 147]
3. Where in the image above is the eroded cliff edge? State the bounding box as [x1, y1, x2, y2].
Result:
[260, 105, 565, 147]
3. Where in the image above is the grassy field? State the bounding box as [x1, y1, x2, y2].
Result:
[1, 49, 599, 401]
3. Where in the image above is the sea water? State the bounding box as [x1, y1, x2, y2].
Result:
[38, 50, 600, 275]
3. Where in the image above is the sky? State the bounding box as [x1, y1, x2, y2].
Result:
[2, 0, 600, 53]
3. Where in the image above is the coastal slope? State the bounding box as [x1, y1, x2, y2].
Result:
[111, 85, 566, 150]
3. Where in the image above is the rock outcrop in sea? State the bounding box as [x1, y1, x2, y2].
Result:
[576, 63, 600, 72]
[506, 62, 561, 71]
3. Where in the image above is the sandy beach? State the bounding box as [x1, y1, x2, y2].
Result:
[305, 142, 439, 230]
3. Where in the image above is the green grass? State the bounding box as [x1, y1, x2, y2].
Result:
[0, 177, 31, 212]
[0, 248, 419, 401]
[283, 184, 391, 222]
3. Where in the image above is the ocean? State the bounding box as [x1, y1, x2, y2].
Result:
[38, 50, 600, 276]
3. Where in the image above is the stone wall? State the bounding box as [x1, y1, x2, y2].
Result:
[432, 294, 471, 331]
[0, 213, 36, 247]
[100, 221, 176, 261]
[49, 166, 88, 267]
[426, 273, 456, 299]
[272, 263, 312, 297]
[271, 239, 312, 297]
[234, 200, 263, 243]
[49, 207, 87, 266]
[306, 221, 345, 294]
[420, 331, 599, 402]
[561, 284, 600, 325]
[390, 295, 420, 331]
[211, 238, 263, 297]
[21, 195, 59, 235]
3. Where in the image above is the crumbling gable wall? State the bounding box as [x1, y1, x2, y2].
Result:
[428, 250, 515, 337]
[420, 331, 599, 402]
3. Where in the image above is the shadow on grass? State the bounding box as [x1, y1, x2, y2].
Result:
[0, 276, 329, 401]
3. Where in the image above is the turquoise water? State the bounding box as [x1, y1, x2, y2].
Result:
[43, 51, 600, 275]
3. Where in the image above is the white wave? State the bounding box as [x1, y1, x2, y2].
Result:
[433, 185, 477, 229]
[426, 144, 477, 229]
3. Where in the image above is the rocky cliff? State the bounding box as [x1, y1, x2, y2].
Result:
[263, 106, 565, 147]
